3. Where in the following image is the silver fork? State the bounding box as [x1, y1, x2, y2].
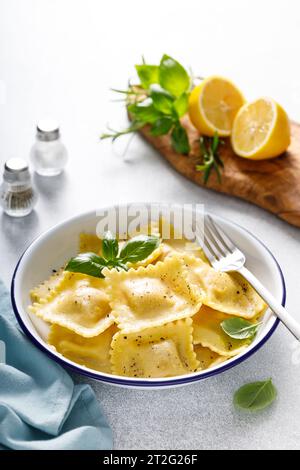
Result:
[196, 214, 300, 341]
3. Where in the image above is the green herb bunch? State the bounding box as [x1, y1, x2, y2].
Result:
[65, 231, 160, 279]
[101, 54, 192, 155]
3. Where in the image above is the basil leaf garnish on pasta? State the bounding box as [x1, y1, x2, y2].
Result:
[119, 235, 160, 263]
[65, 252, 107, 278]
[65, 232, 160, 278]
[221, 317, 262, 340]
[102, 231, 119, 260]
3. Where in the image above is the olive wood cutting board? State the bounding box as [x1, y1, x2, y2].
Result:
[137, 116, 300, 228]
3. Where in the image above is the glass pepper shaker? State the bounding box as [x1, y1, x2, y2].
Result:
[0, 158, 37, 217]
[30, 119, 68, 176]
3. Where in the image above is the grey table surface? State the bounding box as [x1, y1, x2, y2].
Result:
[1, 0, 300, 450]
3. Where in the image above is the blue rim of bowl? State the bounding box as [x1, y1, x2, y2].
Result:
[11, 214, 285, 387]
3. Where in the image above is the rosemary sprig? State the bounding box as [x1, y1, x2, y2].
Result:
[196, 132, 224, 184]
[101, 121, 144, 141]
[110, 88, 138, 95]
[110, 87, 148, 98]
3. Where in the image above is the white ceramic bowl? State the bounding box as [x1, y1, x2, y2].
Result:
[11, 204, 285, 389]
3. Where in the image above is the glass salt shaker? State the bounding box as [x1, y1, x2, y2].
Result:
[30, 119, 68, 176]
[0, 158, 37, 217]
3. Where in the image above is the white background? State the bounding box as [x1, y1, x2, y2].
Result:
[0, 0, 300, 449]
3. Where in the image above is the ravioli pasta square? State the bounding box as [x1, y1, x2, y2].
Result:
[105, 255, 202, 332]
[30, 268, 65, 303]
[155, 220, 209, 265]
[111, 318, 199, 378]
[182, 254, 266, 319]
[193, 305, 250, 357]
[157, 241, 209, 266]
[79, 233, 102, 254]
[194, 344, 229, 370]
[29, 272, 114, 337]
[48, 324, 117, 373]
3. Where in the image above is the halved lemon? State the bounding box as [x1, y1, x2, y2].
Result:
[231, 98, 291, 160]
[188, 76, 245, 137]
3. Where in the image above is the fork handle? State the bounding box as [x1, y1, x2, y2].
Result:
[239, 266, 300, 341]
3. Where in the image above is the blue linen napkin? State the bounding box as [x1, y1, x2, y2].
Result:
[0, 279, 113, 450]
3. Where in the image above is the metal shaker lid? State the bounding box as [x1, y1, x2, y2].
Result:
[36, 119, 60, 141]
[5, 158, 28, 173]
[4, 158, 31, 184]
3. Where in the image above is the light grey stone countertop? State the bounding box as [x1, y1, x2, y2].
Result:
[0, 0, 300, 450]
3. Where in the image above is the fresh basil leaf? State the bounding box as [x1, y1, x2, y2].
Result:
[65, 252, 107, 278]
[119, 235, 160, 263]
[150, 117, 173, 136]
[159, 54, 190, 97]
[173, 92, 189, 118]
[221, 318, 261, 340]
[234, 379, 277, 411]
[102, 231, 119, 260]
[171, 123, 190, 154]
[135, 64, 159, 89]
[150, 84, 174, 114]
[128, 99, 162, 124]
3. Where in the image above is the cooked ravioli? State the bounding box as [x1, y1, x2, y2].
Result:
[182, 254, 266, 319]
[157, 241, 209, 265]
[48, 324, 117, 373]
[30, 222, 264, 379]
[194, 345, 230, 369]
[105, 255, 202, 332]
[111, 318, 199, 378]
[156, 219, 209, 264]
[79, 233, 102, 255]
[29, 272, 114, 337]
[30, 268, 65, 303]
[192, 306, 250, 356]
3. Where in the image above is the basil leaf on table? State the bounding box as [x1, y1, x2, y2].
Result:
[150, 84, 174, 114]
[150, 117, 173, 136]
[135, 64, 159, 89]
[171, 123, 190, 154]
[119, 235, 160, 263]
[65, 252, 107, 278]
[102, 231, 119, 260]
[221, 318, 262, 340]
[159, 54, 190, 97]
[173, 92, 189, 118]
[234, 379, 277, 411]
